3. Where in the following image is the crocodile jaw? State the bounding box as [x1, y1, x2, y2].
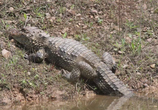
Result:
[8, 28, 21, 38]
[8, 28, 39, 50]
[8, 28, 29, 44]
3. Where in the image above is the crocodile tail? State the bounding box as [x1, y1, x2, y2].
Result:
[94, 62, 133, 96]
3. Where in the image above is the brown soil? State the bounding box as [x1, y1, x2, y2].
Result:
[0, 0, 158, 105]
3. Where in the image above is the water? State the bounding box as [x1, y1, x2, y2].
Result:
[0, 95, 158, 110]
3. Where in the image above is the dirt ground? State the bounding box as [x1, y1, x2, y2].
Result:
[0, 0, 158, 105]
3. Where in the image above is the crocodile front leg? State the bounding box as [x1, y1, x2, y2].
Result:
[62, 61, 97, 82]
[24, 48, 46, 63]
[102, 52, 117, 73]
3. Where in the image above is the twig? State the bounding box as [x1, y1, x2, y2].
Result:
[24, 15, 29, 27]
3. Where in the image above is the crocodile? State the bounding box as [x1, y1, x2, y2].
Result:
[8, 26, 134, 96]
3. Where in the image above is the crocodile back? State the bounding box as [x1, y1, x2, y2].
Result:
[10, 27, 133, 96]
[45, 37, 133, 96]
[45, 37, 100, 70]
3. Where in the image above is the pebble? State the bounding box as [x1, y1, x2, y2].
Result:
[9, 7, 14, 12]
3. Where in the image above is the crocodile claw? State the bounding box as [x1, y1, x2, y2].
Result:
[61, 69, 71, 80]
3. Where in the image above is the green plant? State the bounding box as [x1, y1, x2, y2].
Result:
[154, 8, 158, 14]
[89, 22, 93, 27]
[114, 41, 122, 51]
[62, 32, 67, 38]
[125, 20, 138, 31]
[121, 38, 126, 52]
[24, 13, 27, 20]
[21, 79, 27, 87]
[81, 34, 90, 41]
[135, 31, 141, 37]
[4, 56, 19, 68]
[129, 37, 142, 55]
[74, 34, 81, 40]
[70, 4, 75, 10]
[97, 18, 103, 25]
[1, 20, 10, 29]
[34, 74, 39, 80]
[91, 43, 101, 56]
[146, 29, 154, 37]
[74, 34, 90, 41]
[16, 50, 25, 58]
[56, 18, 62, 23]
[69, 18, 73, 22]
[28, 81, 36, 88]
[33, 7, 45, 23]
[59, 7, 66, 14]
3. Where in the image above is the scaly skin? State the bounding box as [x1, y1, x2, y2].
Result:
[8, 27, 134, 96]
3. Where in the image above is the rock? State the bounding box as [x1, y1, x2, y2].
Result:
[10, 39, 15, 43]
[9, 7, 14, 12]
[2, 49, 12, 59]
[143, 83, 148, 87]
[46, 13, 51, 19]
[47, 0, 51, 2]
[76, 13, 81, 17]
[150, 64, 155, 69]
[136, 72, 141, 75]
[147, 38, 152, 42]
[27, 72, 31, 75]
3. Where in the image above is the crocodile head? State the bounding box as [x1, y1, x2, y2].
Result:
[8, 27, 50, 49]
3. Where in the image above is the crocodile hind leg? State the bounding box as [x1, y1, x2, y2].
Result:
[24, 48, 46, 63]
[61, 67, 80, 82]
[62, 61, 97, 82]
[78, 61, 97, 79]
[102, 52, 117, 73]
